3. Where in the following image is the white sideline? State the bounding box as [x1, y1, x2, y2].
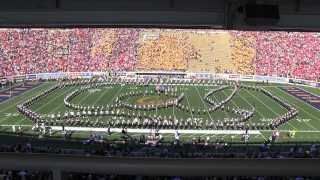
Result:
[4, 125, 320, 133]
[49, 126, 261, 135]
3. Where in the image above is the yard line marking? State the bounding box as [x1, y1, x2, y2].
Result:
[237, 90, 266, 123]
[94, 85, 113, 105]
[0, 83, 50, 112]
[141, 84, 154, 118]
[276, 87, 320, 115]
[243, 89, 299, 130]
[209, 88, 230, 118]
[35, 86, 77, 113]
[245, 89, 282, 116]
[0, 125, 33, 127]
[194, 86, 214, 124]
[112, 85, 124, 103]
[184, 86, 195, 120]
[51, 126, 263, 135]
[220, 89, 240, 116]
[14, 86, 81, 125]
[1, 86, 74, 124]
[173, 101, 176, 119]
[258, 132, 268, 141]
[270, 87, 320, 131]
[261, 130, 320, 133]
[0, 83, 64, 124]
[0, 83, 46, 106]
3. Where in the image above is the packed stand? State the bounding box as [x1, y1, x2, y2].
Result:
[0, 28, 139, 77]
[136, 31, 191, 71]
[0, 133, 319, 159]
[232, 31, 320, 81]
[1, 29, 320, 81]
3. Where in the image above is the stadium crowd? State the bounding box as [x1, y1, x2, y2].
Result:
[1, 29, 319, 81]
[0, 133, 319, 160]
[231, 31, 320, 81]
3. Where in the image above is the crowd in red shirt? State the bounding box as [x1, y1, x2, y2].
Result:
[233, 31, 320, 81]
[0, 29, 319, 81]
[0, 28, 140, 77]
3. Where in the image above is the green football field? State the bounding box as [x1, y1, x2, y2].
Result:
[0, 81, 320, 143]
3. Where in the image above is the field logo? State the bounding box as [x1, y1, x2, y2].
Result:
[136, 96, 173, 106]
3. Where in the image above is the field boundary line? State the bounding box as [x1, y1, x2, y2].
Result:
[210, 88, 230, 118]
[194, 86, 214, 122]
[50, 126, 262, 135]
[244, 89, 299, 130]
[184, 86, 195, 120]
[0, 84, 61, 124]
[273, 87, 320, 130]
[0, 83, 43, 106]
[0, 83, 48, 111]
[277, 87, 320, 113]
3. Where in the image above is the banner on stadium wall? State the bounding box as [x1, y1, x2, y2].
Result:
[216, 74, 229, 80]
[289, 78, 305, 85]
[36, 72, 67, 80]
[92, 72, 109, 77]
[289, 78, 319, 87]
[125, 71, 135, 76]
[254, 75, 269, 82]
[26, 74, 37, 80]
[186, 73, 195, 79]
[209, 74, 219, 79]
[228, 74, 240, 80]
[241, 75, 254, 79]
[67, 72, 93, 79]
[67, 72, 80, 79]
[0, 77, 7, 85]
[193, 72, 212, 79]
[33, 72, 109, 80]
[267, 76, 288, 83]
[13, 75, 25, 80]
[80, 72, 94, 79]
[254, 75, 288, 83]
[13, 75, 26, 82]
[240, 75, 254, 81]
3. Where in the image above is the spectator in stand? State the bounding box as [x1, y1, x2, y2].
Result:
[232, 31, 320, 81]
[0, 29, 319, 81]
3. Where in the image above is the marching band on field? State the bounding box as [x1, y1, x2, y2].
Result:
[15, 77, 298, 142]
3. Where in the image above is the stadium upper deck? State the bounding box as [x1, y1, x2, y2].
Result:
[0, 28, 319, 81]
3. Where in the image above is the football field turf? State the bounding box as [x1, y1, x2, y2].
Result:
[0, 81, 320, 143]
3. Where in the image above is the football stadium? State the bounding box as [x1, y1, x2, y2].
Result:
[0, 28, 320, 145]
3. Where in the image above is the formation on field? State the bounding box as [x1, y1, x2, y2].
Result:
[13, 77, 301, 130]
[0, 77, 320, 142]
